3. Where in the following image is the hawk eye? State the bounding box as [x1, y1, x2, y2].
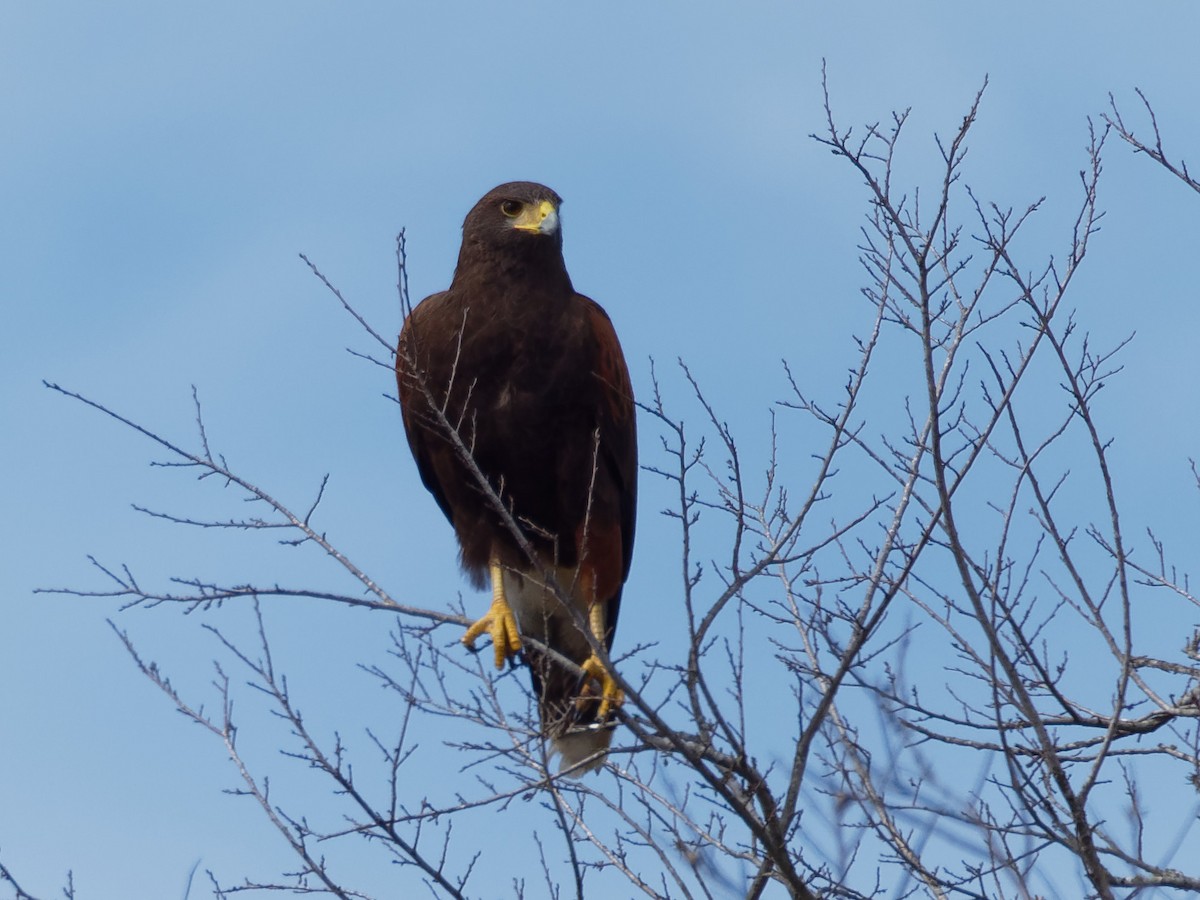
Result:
[500, 200, 523, 218]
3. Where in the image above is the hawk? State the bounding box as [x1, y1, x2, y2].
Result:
[396, 182, 637, 773]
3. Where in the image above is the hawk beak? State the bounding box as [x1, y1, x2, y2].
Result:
[512, 199, 559, 235]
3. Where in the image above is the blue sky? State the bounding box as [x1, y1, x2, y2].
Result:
[4, 3, 1200, 896]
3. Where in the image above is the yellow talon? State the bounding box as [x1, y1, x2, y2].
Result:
[462, 559, 522, 669]
[572, 600, 623, 719]
[578, 652, 624, 721]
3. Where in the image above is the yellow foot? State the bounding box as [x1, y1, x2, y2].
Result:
[462, 559, 522, 669]
[577, 653, 624, 721]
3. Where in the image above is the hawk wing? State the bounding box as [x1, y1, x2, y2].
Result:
[577, 295, 637, 641]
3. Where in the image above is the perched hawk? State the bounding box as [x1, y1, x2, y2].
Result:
[396, 182, 637, 773]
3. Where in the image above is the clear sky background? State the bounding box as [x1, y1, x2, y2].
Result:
[3, 3, 1199, 897]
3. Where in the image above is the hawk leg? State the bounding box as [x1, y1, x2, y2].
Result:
[462, 558, 522, 669]
[577, 600, 624, 721]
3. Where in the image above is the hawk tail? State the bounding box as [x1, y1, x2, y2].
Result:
[525, 648, 616, 776]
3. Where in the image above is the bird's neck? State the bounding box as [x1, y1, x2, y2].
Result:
[452, 240, 574, 297]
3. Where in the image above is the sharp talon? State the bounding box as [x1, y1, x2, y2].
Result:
[598, 686, 625, 722]
[576, 653, 624, 721]
[462, 559, 522, 669]
[461, 603, 521, 669]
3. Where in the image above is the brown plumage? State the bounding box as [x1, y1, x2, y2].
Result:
[396, 182, 637, 773]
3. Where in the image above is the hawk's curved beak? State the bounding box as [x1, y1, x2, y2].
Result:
[512, 199, 559, 235]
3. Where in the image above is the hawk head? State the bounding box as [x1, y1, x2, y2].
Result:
[461, 181, 565, 254]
